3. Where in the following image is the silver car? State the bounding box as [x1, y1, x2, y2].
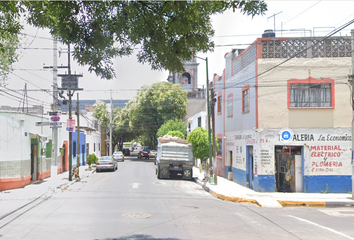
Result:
[112, 151, 124, 162]
[150, 150, 157, 158]
[96, 156, 117, 172]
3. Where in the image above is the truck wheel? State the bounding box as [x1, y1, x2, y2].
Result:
[157, 166, 161, 179]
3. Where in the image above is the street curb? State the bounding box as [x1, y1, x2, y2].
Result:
[194, 178, 354, 208]
[194, 178, 260, 206]
[277, 200, 326, 207]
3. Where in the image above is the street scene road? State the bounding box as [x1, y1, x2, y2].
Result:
[1, 156, 354, 240]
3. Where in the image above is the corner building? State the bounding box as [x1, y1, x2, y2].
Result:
[213, 31, 352, 193]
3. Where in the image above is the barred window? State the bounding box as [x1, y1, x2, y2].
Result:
[242, 87, 250, 113]
[227, 94, 233, 117]
[290, 83, 331, 108]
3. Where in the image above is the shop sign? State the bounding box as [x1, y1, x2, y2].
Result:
[279, 129, 293, 142]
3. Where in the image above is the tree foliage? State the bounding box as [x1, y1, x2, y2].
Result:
[2, 1, 267, 79]
[129, 82, 187, 148]
[0, 3, 21, 83]
[157, 119, 187, 138]
[187, 127, 218, 161]
[93, 100, 109, 129]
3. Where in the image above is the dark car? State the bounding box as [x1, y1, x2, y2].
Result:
[122, 148, 130, 156]
[137, 150, 150, 159]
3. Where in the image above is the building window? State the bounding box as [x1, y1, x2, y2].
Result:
[94, 143, 96, 152]
[217, 138, 222, 156]
[181, 72, 191, 84]
[99, 143, 101, 151]
[198, 117, 201, 127]
[227, 93, 233, 117]
[217, 92, 222, 114]
[288, 78, 334, 108]
[242, 86, 250, 113]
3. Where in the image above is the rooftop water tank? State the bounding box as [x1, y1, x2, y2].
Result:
[262, 29, 275, 38]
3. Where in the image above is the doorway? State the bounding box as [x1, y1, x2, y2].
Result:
[31, 143, 38, 181]
[275, 146, 302, 192]
[246, 146, 254, 189]
[228, 150, 233, 180]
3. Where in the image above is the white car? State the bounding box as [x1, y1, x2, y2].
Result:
[112, 151, 124, 162]
[96, 156, 117, 172]
[150, 150, 157, 158]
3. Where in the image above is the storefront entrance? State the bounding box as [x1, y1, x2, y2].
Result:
[275, 146, 303, 192]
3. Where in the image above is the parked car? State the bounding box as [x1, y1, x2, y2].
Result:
[112, 151, 124, 162]
[96, 156, 117, 172]
[150, 150, 157, 158]
[137, 150, 150, 159]
[122, 148, 130, 156]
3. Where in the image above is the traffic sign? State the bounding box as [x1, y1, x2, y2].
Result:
[50, 122, 62, 128]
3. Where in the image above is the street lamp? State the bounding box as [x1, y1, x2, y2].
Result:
[195, 55, 213, 177]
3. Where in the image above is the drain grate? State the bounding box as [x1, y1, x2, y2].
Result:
[121, 213, 152, 219]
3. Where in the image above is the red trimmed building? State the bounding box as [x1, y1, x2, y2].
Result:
[213, 31, 352, 193]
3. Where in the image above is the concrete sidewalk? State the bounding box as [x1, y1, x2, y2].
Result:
[193, 167, 354, 208]
[0, 166, 94, 221]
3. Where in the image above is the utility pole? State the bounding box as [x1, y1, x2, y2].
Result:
[351, 29, 354, 199]
[68, 43, 73, 181]
[52, 38, 59, 179]
[77, 93, 80, 172]
[110, 90, 113, 156]
[211, 84, 217, 185]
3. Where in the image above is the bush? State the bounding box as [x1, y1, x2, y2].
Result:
[87, 154, 98, 166]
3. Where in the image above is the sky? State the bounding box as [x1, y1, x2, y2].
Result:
[4, 1, 354, 112]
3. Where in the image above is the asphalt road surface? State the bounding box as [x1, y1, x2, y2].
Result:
[1, 156, 354, 240]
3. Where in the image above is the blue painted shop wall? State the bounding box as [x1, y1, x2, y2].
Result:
[233, 168, 247, 187]
[225, 166, 232, 177]
[304, 175, 351, 193]
[72, 130, 86, 166]
[253, 175, 276, 192]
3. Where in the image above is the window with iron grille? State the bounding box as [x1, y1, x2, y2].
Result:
[242, 87, 250, 113]
[290, 83, 332, 108]
[217, 95, 222, 114]
[227, 94, 233, 117]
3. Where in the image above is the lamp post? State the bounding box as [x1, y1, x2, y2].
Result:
[195, 56, 213, 177]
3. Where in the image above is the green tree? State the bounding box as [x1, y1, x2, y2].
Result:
[166, 130, 185, 139]
[128, 82, 187, 148]
[3, 1, 267, 79]
[157, 119, 187, 138]
[187, 127, 218, 161]
[93, 100, 123, 151]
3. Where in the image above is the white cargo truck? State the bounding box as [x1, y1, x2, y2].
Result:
[156, 136, 194, 180]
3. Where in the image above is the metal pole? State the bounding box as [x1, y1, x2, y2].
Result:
[205, 57, 213, 175]
[110, 90, 113, 156]
[77, 93, 80, 172]
[68, 43, 73, 181]
[52, 38, 58, 179]
[351, 29, 354, 199]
